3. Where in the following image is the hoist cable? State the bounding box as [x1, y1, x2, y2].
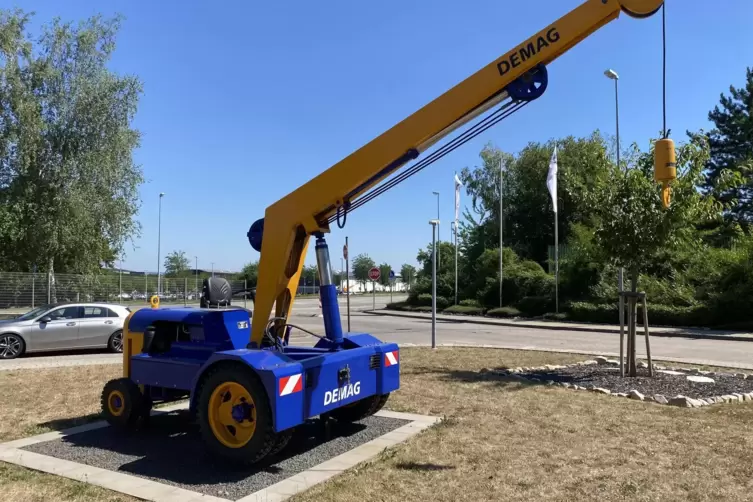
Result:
[662, 2, 668, 138]
[326, 98, 530, 224]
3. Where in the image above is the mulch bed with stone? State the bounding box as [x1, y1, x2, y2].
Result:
[488, 356, 753, 408]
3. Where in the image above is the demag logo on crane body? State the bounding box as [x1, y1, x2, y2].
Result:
[324, 381, 361, 406]
[497, 27, 560, 76]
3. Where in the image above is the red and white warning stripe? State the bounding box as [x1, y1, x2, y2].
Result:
[279, 373, 303, 396]
[384, 350, 399, 367]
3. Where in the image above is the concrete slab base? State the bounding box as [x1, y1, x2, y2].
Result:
[0, 402, 439, 502]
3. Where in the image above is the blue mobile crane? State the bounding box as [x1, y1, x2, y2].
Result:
[101, 0, 675, 464]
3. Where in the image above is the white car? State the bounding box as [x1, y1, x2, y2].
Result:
[0, 302, 131, 359]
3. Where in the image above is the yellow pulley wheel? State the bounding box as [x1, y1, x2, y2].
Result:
[150, 295, 160, 308]
[208, 381, 257, 448]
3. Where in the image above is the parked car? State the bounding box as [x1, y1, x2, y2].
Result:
[0, 302, 131, 359]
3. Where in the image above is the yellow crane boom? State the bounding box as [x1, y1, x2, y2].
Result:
[248, 0, 667, 345]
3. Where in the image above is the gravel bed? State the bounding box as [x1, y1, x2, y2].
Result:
[23, 411, 409, 500]
[513, 364, 753, 400]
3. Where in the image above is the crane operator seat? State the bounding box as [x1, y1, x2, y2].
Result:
[200, 277, 233, 309]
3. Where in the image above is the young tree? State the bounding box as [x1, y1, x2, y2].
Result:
[164, 251, 190, 277]
[400, 264, 416, 290]
[378, 263, 392, 287]
[0, 10, 143, 280]
[588, 132, 742, 375]
[704, 67, 753, 228]
[352, 253, 375, 288]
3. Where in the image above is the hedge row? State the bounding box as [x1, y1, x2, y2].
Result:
[385, 300, 737, 328]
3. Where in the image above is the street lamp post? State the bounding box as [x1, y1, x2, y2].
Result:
[195, 256, 198, 301]
[605, 68, 626, 376]
[604, 69, 621, 170]
[432, 191, 440, 270]
[429, 219, 440, 349]
[157, 192, 165, 296]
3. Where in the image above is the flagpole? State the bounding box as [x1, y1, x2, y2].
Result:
[499, 157, 504, 308]
[555, 204, 559, 314]
[454, 172, 459, 305]
[547, 145, 559, 314]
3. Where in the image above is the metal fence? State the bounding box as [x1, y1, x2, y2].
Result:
[0, 271, 335, 311]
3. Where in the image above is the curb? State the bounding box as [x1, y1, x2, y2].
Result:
[364, 310, 753, 343]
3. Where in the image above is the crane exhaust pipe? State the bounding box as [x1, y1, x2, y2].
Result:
[314, 234, 344, 345]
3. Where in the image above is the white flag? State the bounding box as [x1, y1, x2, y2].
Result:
[454, 173, 462, 222]
[547, 146, 558, 213]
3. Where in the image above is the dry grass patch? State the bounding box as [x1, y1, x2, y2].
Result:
[0, 463, 136, 502]
[294, 347, 753, 502]
[0, 364, 120, 441]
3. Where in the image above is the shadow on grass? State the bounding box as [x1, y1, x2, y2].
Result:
[33, 413, 103, 434]
[395, 461, 455, 471]
[404, 366, 543, 390]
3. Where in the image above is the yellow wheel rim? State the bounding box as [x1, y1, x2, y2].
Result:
[108, 390, 126, 417]
[208, 381, 257, 449]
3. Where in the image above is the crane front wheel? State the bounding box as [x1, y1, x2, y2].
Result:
[101, 378, 145, 429]
[197, 365, 276, 464]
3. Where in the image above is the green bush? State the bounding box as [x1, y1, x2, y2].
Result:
[443, 305, 484, 316]
[414, 293, 450, 310]
[566, 302, 618, 324]
[516, 295, 554, 316]
[385, 301, 411, 311]
[413, 305, 433, 312]
[566, 301, 714, 327]
[486, 306, 522, 318]
[459, 299, 481, 307]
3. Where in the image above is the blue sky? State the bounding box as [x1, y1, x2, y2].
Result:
[14, 0, 753, 273]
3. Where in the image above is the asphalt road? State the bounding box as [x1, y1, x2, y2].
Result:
[4, 307, 753, 371]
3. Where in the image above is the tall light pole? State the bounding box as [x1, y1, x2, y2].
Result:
[211, 262, 215, 277]
[604, 69, 620, 170]
[605, 67, 625, 376]
[157, 192, 165, 296]
[429, 219, 440, 349]
[432, 191, 440, 270]
[195, 256, 198, 299]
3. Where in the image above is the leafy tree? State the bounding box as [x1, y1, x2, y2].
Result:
[240, 261, 258, 287]
[0, 9, 143, 281]
[704, 67, 753, 228]
[164, 250, 190, 277]
[352, 253, 375, 287]
[459, 133, 613, 267]
[301, 265, 318, 285]
[400, 264, 416, 289]
[378, 263, 392, 287]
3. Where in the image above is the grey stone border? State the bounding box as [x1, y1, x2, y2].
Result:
[0, 402, 439, 502]
[490, 357, 753, 408]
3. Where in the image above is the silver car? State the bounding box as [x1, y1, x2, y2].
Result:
[0, 302, 130, 359]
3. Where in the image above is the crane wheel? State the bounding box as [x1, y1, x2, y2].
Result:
[326, 393, 390, 423]
[196, 364, 276, 465]
[101, 378, 146, 430]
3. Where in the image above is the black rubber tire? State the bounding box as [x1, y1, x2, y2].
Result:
[108, 330, 123, 353]
[327, 393, 390, 423]
[101, 378, 144, 430]
[0, 333, 25, 359]
[267, 428, 294, 458]
[196, 364, 276, 465]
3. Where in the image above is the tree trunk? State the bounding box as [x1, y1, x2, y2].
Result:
[48, 257, 58, 304]
[628, 268, 638, 377]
